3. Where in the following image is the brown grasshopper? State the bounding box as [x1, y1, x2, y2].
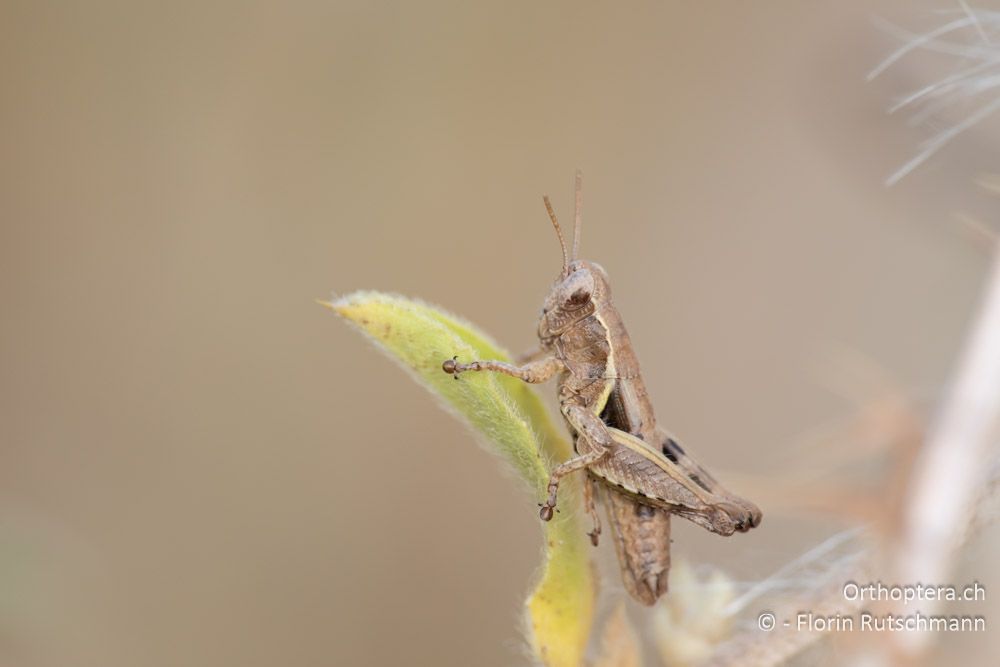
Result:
[442, 174, 761, 604]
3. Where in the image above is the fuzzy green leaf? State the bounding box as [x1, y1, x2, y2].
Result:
[323, 291, 594, 667]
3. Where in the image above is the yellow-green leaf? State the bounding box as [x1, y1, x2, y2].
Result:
[322, 291, 594, 667]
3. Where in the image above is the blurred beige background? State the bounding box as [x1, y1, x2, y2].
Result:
[2, 1, 999, 666]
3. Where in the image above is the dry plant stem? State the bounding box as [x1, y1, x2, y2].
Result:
[892, 247, 1000, 656]
[870, 13, 1000, 185]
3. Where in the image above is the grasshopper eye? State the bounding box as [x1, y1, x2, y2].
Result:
[567, 289, 590, 306]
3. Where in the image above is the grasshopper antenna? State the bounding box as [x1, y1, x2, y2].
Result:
[572, 169, 582, 262]
[543, 195, 570, 275]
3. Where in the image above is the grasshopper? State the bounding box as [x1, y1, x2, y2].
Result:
[442, 174, 761, 604]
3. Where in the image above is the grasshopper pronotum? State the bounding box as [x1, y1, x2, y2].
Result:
[443, 174, 761, 604]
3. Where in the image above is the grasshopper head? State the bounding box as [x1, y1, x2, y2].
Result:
[538, 172, 611, 340]
[537, 260, 611, 339]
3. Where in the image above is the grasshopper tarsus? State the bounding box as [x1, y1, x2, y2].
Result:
[588, 530, 600, 547]
[539, 504, 554, 521]
[442, 355, 459, 375]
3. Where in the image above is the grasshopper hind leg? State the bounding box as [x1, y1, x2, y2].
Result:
[658, 430, 762, 533]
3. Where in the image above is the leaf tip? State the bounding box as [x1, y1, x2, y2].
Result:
[318, 291, 361, 317]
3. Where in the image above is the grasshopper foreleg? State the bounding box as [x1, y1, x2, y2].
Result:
[442, 355, 564, 383]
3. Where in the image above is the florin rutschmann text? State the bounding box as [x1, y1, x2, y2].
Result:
[755, 581, 987, 634]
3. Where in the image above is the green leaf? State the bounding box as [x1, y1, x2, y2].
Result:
[322, 291, 594, 667]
